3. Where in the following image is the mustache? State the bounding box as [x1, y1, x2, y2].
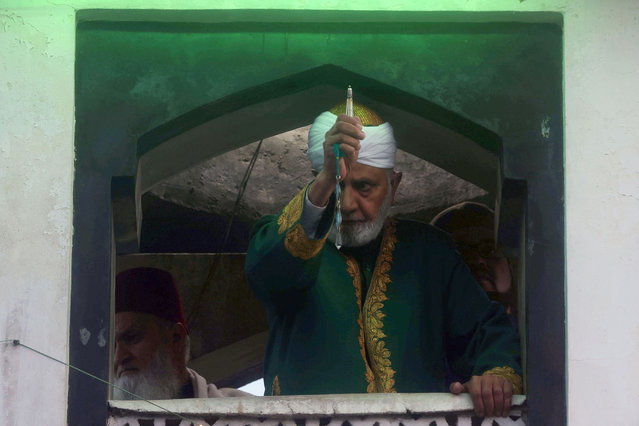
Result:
[331, 189, 392, 248]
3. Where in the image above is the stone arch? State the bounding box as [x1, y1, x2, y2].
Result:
[135, 64, 502, 198]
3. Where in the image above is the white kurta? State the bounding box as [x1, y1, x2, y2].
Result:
[187, 368, 251, 398]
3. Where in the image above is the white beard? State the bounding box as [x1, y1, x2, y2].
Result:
[329, 187, 392, 248]
[112, 346, 181, 400]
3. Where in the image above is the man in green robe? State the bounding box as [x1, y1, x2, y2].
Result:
[245, 103, 521, 418]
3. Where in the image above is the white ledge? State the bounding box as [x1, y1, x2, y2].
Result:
[109, 392, 526, 418]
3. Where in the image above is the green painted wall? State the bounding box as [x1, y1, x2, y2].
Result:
[76, 20, 562, 180]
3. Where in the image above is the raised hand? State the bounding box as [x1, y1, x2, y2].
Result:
[308, 114, 365, 207]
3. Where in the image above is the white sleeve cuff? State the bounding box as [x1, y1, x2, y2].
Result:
[301, 187, 328, 239]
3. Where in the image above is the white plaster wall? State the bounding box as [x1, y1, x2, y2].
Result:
[0, 5, 75, 426]
[564, 0, 639, 423]
[2, 0, 639, 425]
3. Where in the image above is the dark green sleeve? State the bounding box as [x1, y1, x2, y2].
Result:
[443, 252, 523, 392]
[244, 186, 332, 310]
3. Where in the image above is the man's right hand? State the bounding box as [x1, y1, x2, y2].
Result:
[450, 375, 514, 418]
[308, 114, 365, 207]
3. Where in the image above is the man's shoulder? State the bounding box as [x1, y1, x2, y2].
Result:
[393, 217, 457, 249]
[187, 367, 251, 398]
[248, 213, 279, 236]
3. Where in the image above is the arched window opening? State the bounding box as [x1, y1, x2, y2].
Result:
[73, 13, 563, 424]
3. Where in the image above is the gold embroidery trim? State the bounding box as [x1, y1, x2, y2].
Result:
[346, 255, 376, 392]
[482, 366, 523, 394]
[362, 218, 397, 393]
[271, 375, 281, 396]
[284, 223, 326, 260]
[277, 186, 306, 234]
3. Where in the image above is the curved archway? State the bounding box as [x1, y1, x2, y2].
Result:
[136, 64, 502, 196]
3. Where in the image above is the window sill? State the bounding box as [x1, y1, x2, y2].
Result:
[108, 392, 527, 425]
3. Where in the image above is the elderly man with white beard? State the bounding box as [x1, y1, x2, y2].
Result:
[245, 102, 522, 418]
[113, 267, 248, 400]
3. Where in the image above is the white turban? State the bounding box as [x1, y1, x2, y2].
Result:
[307, 111, 397, 171]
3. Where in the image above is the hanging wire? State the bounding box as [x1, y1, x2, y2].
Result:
[186, 139, 264, 327]
[221, 138, 264, 252]
[2, 339, 200, 424]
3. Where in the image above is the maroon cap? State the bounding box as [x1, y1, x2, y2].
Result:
[115, 267, 189, 334]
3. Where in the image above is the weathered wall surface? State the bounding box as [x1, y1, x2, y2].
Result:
[0, 6, 75, 426]
[150, 128, 488, 223]
[564, 0, 639, 423]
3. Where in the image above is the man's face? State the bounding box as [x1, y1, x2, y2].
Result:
[452, 229, 511, 296]
[113, 311, 184, 400]
[114, 311, 166, 379]
[335, 162, 401, 247]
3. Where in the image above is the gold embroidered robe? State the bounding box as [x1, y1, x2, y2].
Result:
[245, 188, 522, 396]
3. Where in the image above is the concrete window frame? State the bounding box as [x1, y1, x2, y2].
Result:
[71, 10, 564, 425]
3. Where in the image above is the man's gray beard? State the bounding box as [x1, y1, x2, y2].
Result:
[329, 188, 392, 248]
[112, 346, 182, 400]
